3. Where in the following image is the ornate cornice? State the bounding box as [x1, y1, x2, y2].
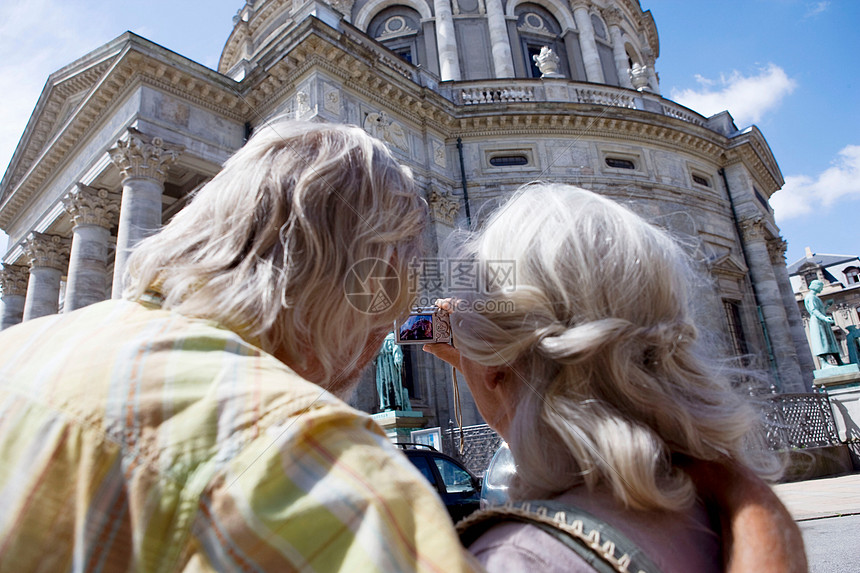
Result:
[23, 232, 71, 271]
[62, 183, 120, 229]
[108, 128, 183, 184]
[0, 265, 30, 297]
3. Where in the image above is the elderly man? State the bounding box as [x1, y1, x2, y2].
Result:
[0, 121, 478, 571]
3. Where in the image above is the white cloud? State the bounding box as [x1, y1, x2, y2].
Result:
[804, 1, 830, 18]
[770, 145, 860, 221]
[0, 0, 112, 177]
[670, 64, 797, 126]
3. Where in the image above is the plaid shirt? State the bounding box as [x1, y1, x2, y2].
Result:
[0, 298, 479, 572]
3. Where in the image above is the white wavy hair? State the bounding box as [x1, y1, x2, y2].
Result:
[124, 120, 426, 388]
[452, 183, 776, 511]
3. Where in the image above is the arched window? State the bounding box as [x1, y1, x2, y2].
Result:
[515, 4, 568, 78]
[590, 13, 619, 86]
[845, 267, 860, 286]
[368, 6, 425, 65]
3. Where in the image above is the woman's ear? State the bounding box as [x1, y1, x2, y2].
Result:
[485, 365, 512, 390]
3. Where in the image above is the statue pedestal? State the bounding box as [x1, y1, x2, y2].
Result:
[814, 366, 860, 470]
[371, 410, 427, 443]
[813, 363, 860, 380]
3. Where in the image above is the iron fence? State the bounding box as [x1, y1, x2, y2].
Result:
[761, 392, 840, 450]
[442, 423, 503, 477]
[439, 392, 842, 476]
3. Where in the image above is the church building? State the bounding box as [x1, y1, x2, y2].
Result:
[0, 0, 813, 431]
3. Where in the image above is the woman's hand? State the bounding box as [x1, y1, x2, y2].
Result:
[422, 298, 463, 369]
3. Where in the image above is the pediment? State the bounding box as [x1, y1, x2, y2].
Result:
[1, 52, 116, 193]
[708, 252, 748, 279]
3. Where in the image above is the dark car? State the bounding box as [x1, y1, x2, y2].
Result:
[397, 443, 482, 523]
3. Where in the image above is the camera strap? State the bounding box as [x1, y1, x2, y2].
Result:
[452, 364, 465, 455]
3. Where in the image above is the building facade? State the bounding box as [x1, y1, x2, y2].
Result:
[789, 248, 860, 367]
[0, 0, 812, 430]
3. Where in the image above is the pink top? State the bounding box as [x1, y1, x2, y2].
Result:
[468, 486, 722, 573]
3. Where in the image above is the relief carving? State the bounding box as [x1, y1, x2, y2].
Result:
[427, 186, 460, 226]
[364, 111, 409, 152]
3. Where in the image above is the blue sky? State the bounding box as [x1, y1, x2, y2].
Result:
[1, 0, 857, 266]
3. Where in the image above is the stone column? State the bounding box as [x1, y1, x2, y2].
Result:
[604, 8, 633, 89]
[433, 0, 461, 81]
[571, 1, 604, 83]
[485, 0, 514, 78]
[740, 218, 805, 392]
[641, 46, 660, 95]
[62, 183, 120, 311]
[22, 232, 71, 321]
[768, 236, 815, 391]
[0, 264, 29, 330]
[108, 128, 181, 298]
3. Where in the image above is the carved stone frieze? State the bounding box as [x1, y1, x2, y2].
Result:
[427, 186, 460, 226]
[324, 85, 342, 115]
[364, 111, 409, 152]
[23, 232, 71, 271]
[62, 183, 120, 229]
[108, 128, 182, 185]
[296, 91, 311, 117]
[0, 265, 30, 297]
[432, 141, 447, 168]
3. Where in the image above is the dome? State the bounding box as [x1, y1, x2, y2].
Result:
[220, 0, 659, 89]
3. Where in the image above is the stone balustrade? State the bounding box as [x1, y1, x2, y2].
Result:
[447, 79, 708, 128]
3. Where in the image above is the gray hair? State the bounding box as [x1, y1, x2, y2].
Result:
[124, 120, 426, 389]
[452, 183, 776, 511]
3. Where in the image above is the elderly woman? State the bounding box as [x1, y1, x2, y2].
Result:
[426, 184, 805, 572]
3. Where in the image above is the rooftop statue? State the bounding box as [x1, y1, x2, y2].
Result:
[533, 46, 563, 78]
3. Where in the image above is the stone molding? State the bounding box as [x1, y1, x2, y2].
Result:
[62, 183, 120, 229]
[23, 232, 71, 271]
[0, 265, 30, 297]
[427, 186, 460, 226]
[108, 128, 183, 185]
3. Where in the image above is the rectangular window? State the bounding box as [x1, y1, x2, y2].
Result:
[723, 300, 748, 357]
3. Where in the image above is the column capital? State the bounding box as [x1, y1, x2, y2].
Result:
[23, 232, 71, 271]
[766, 236, 788, 265]
[601, 6, 623, 27]
[108, 128, 182, 185]
[569, 0, 591, 11]
[738, 216, 766, 241]
[62, 183, 121, 229]
[0, 264, 30, 297]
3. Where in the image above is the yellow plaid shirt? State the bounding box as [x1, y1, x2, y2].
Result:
[0, 298, 479, 572]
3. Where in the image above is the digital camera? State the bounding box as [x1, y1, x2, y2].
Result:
[394, 307, 452, 345]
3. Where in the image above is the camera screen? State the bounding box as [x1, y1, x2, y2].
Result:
[398, 314, 434, 342]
